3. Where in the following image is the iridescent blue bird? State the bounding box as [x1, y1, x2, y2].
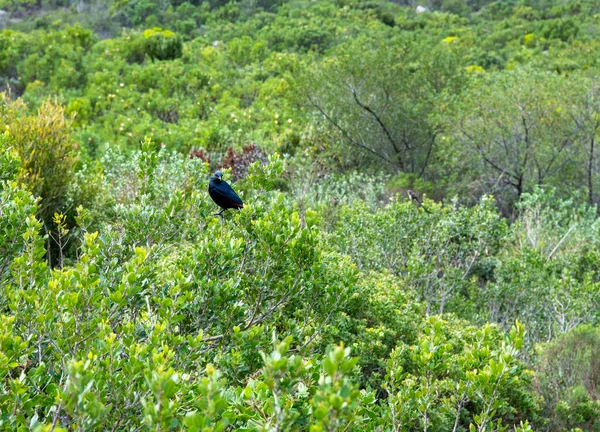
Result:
[208, 170, 244, 216]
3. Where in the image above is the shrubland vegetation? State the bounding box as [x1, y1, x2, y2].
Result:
[2, 0, 600, 430]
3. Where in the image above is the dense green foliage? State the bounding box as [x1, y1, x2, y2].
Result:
[1, 145, 542, 430]
[2, 0, 600, 430]
[0, 0, 599, 208]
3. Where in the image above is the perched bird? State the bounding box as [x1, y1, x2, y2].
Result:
[208, 170, 244, 216]
[407, 189, 421, 205]
[407, 189, 430, 213]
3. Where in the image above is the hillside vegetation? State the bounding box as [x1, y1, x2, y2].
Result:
[2, 0, 600, 430]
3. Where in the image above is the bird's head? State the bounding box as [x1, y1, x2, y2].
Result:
[213, 170, 223, 182]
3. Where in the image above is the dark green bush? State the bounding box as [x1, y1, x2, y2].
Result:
[536, 325, 600, 431]
[143, 27, 183, 61]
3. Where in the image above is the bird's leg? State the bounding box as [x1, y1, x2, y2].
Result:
[212, 209, 225, 218]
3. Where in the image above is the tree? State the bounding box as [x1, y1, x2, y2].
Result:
[300, 36, 465, 178]
[453, 68, 581, 209]
[571, 74, 600, 206]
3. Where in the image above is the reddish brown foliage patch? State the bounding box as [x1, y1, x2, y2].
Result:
[220, 143, 266, 181]
[189, 148, 211, 163]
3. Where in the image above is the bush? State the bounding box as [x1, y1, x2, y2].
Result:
[0, 96, 78, 232]
[385, 319, 540, 431]
[330, 195, 506, 316]
[0, 142, 41, 288]
[143, 27, 183, 61]
[0, 143, 542, 430]
[535, 325, 600, 431]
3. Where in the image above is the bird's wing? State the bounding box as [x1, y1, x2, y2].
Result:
[213, 181, 244, 207]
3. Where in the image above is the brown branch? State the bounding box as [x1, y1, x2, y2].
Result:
[418, 130, 438, 178]
[305, 92, 399, 169]
[460, 127, 519, 189]
[349, 85, 405, 171]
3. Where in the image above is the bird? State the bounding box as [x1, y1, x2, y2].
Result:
[208, 170, 244, 216]
[407, 189, 421, 205]
[407, 189, 430, 213]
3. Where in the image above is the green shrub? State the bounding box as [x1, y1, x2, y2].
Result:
[385, 318, 540, 431]
[331, 195, 506, 316]
[143, 27, 183, 61]
[0, 143, 41, 288]
[536, 325, 600, 431]
[0, 96, 78, 232]
[0, 142, 542, 430]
